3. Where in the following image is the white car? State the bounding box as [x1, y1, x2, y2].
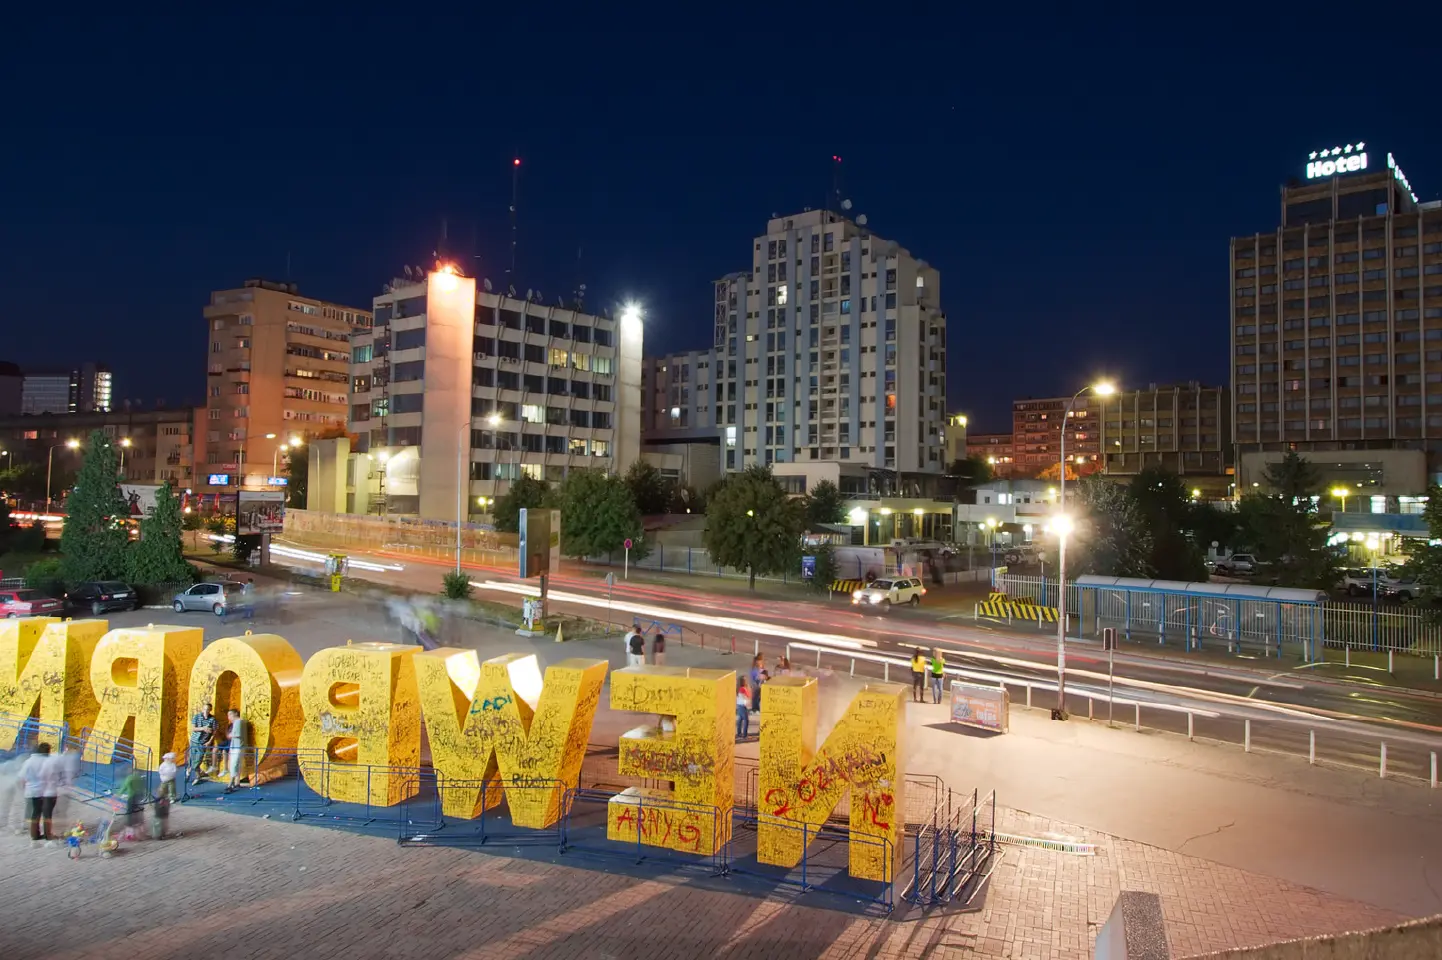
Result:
[851, 577, 926, 611]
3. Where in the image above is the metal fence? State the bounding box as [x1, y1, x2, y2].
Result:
[991, 574, 1442, 658]
[903, 788, 997, 906]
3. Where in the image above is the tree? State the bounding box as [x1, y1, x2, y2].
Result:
[559, 469, 646, 559]
[1047, 476, 1153, 578]
[127, 481, 195, 585]
[493, 475, 551, 533]
[1236, 493, 1339, 589]
[1128, 467, 1207, 581]
[284, 448, 309, 508]
[1403, 485, 1442, 613]
[1262, 452, 1321, 505]
[59, 431, 133, 584]
[703, 466, 805, 590]
[0, 462, 48, 501]
[624, 460, 673, 516]
[803, 479, 846, 527]
[946, 455, 993, 489]
[808, 542, 838, 593]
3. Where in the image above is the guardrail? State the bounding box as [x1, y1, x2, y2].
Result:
[781, 641, 1442, 788]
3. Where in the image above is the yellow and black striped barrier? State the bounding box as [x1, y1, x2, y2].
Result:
[975, 594, 1060, 625]
[831, 579, 864, 595]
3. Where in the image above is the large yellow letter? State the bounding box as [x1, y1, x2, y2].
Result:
[188, 633, 303, 778]
[607, 666, 734, 856]
[0, 618, 106, 748]
[414, 649, 607, 826]
[757, 678, 906, 882]
[297, 642, 420, 805]
[86, 625, 203, 770]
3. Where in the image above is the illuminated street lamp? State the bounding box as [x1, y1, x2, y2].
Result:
[118, 437, 132, 476]
[985, 516, 998, 567]
[273, 444, 289, 478]
[1058, 381, 1115, 512]
[47, 438, 81, 509]
[1050, 513, 1075, 720]
[1331, 486, 1350, 515]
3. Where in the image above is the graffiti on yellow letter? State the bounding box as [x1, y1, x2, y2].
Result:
[415, 649, 606, 825]
[0, 618, 107, 748]
[607, 666, 734, 855]
[85, 625, 203, 770]
[296, 642, 420, 805]
[756, 677, 906, 882]
[188, 633, 304, 779]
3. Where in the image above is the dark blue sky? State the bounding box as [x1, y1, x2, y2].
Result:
[3, 9, 1440, 432]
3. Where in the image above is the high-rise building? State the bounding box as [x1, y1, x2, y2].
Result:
[1011, 397, 1101, 478]
[19, 363, 111, 415]
[198, 279, 372, 492]
[1097, 383, 1230, 475]
[965, 432, 1017, 477]
[1231, 144, 1440, 493]
[341, 267, 642, 519]
[643, 209, 947, 494]
[0, 406, 195, 487]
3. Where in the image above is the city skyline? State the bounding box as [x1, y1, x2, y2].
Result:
[2, 11, 1440, 432]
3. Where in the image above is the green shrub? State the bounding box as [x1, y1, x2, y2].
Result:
[441, 571, 473, 600]
[24, 557, 66, 596]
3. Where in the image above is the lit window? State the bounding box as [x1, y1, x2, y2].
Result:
[521, 404, 545, 423]
[776, 285, 788, 305]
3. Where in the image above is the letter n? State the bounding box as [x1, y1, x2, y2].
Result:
[757, 677, 906, 882]
[0, 618, 105, 749]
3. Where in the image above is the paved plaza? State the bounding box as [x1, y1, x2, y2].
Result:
[0, 587, 1434, 957]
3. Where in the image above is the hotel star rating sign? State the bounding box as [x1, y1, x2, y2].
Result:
[1304, 141, 1418, 203]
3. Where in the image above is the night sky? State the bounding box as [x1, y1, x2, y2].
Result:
[3, 10, 1440, 432]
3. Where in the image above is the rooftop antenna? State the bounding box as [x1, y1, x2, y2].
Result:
[830, 154, 843, 215]
[507, 155, 521, 290]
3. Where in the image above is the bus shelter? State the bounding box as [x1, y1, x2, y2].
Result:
[1073, 576, 1327, 660]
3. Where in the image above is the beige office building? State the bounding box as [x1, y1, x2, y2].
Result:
[199, 279, 372, 492]
[1231, 145, 1441, 493]
[1097, 383, 1229, 488]
[339, 267, 643, 520]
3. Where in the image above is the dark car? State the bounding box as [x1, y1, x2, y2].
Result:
[65, 580, 139, 616]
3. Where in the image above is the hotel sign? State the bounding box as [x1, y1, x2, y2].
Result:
[1306, 143, 1367, 180]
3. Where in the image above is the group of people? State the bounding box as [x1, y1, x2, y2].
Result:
[734, 654, 793, 739]
[187, 701, 247, 793]
[10, 742, 82, 846]
[622, 623, 668, 667]
[910, 647, 947, 704]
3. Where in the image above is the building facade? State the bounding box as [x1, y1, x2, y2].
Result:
[641, 209, 948, 492]
[1097, 383, 1230, 484]
[343, 268, 642, 519]
[964, 432, 1017, 477]
[0, 407, 196, 488]
[1011, 397, 1101, 478]
[19, 363, 112, 415]
[1231, 145, 1441, 494]
[199, 279, 372, 492]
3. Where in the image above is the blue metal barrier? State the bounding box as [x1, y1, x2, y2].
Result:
[725, 812, 895, 911]
[181, 746, 330, 812]
[0, 715, 69, 758]
[291, 761, 442, 835]
[70, 726, 153, 801]
[400, 776, 567, 847]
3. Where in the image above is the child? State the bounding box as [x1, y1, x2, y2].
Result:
[150, 793, 171, 840]
[157, 752, 179, 800]
[117, 771, 147, 842]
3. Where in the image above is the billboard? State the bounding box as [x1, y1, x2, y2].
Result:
[518, 508, 561, 578]
[238, 490, 286, 535]
[119, 484, 161, 518]
[949, 681, 1009, 734]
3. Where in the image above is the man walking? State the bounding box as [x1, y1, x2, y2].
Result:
[929, 648, 946, 704]
[188, 702, 218, 786]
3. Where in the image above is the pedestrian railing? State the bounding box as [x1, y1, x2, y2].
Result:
[903, 788, 997, 906]
[725, 810, 896, 911]
[400, 776, 567, 848]
[559, 787, 728, 875]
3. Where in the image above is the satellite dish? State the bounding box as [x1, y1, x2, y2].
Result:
[579, 283, 587, 292]
[857, 214, 868, 226]
[482, 278, 493, 292]
[403, 266, 413, 279]
[382, 283, 392, 293]
[841, 198, 852, 210]
[507, 285, 516, 297]
[535, 290, 543, 302]
[415, 266, 425, 279]
[525, 288, 534, 301]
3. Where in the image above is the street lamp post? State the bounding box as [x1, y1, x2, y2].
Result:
[118, 437, 131, 477]
[985, 517, 998, 568]
[456, 421, 473, 575]
[1053, 380, 1115, 722]
[273, 444, 289, 479]
[46, 439, 80, 509]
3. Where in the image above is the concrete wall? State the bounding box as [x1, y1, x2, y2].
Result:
[1194, 914, 1442, 959]
[306, 437, 349, 514]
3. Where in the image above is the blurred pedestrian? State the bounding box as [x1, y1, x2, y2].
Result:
[20, 743, 58, 847]
[735, 682, 751, 740]
[157, 752, 179, 800]
[626, 629, 646, 668]
[774, 655, 791, 677]
[650, 630, 666, 666]
[749, 656, 764, 712]
[910, 648, 927, 703]
[223, 709, 247, 793]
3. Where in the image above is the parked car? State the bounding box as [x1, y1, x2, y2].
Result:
[65, 580, 139, 616]
[851, 577, 926, 611]
[1384, 577, 1420, 602]
[1002, 544, 1040, 565]
[0, 588, 64, 618]
[1212, 554, 1258, 576]
[172, 581, 244, 616]
[1339, 567, 1415, 599]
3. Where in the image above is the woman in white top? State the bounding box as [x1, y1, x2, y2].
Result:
[20, 743, 60, 846]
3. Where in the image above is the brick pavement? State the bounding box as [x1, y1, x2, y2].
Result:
[0, 802, 1402, 960]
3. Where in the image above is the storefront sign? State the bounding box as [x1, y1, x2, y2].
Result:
[1306, 143, 1367, 180]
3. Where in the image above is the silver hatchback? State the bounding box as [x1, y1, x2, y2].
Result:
[172, 581, 244, 616]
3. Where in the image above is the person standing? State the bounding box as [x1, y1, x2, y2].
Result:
[735, 682, 751, 740]
[749, 656, 764, 712]
[929, 648, 946, 704]
[223, 709, 246, 794]
[20, 743, 58, 847]
[626, 629, 646, 668]
[650, 630, 666, 666]
[188, 702, 218, 785]
[157, 752, 179, 800]
[910, 648, 927, 703]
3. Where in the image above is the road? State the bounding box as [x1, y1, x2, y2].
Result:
[262, 536, 1442, 781]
